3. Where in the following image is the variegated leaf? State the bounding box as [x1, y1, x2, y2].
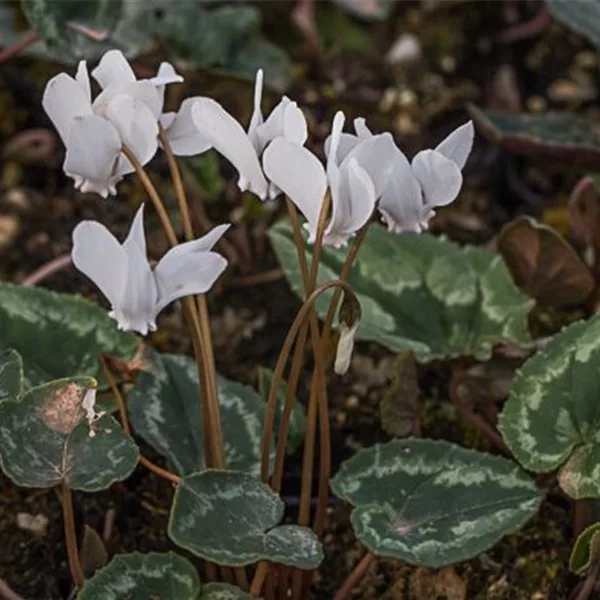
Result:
[331, 439, 542, 567]
[0, 348, 23, 403]
[128, 351, 272, 476]
[169, 470, 323, 568]
[77, 552, 200, 600]
[499, 315, 600, 499]
[201, 583, 254, 599]
[0, 283, 139, 386]
[570, 522, 600, 575]
[269, 221, 533, 362]
[0, 377, 138, 490]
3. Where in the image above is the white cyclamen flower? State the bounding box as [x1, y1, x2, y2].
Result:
[263, 111, 376, 248]
[329, 119, 474, 233]
[164, 69, 308, 200]
[43, 49, 182, 198]
[72, 204, 229, 335]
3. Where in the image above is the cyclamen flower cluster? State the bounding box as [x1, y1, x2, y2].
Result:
[43, 50, 473, 336]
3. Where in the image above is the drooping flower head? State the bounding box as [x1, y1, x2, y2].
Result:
[72, 204, 229, 335]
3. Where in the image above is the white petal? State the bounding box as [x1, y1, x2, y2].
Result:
[435, 120, 474, 170]
[72, 221, 127, 307]
[192, 97, 268, 199]
[150, 62, 184, 86]
[123, 203, 148, 256]
[327, 111, 346, 167]
[324, 114, 367, 163]
[334, 321, 359, 375]
[42, 73, 93, 145]
[263, 138, 326, 235]
[353, 117, 373, 139]
[158, 224, 230, 266]
[325, 158, 375, 248]
[282, 102, 308, 145]
[154, 251, 227, 314]
[75, 61, 91, 104]
[92, 49, 136, 89]
[63, 115, 121, 198]
[412, 149, 462, 208]
[161, 98, 212, 156]
[248, 68, 264, 150]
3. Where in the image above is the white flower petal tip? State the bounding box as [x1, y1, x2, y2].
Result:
[151, 62, 184, 86]
[91, 49, 136, 89]
[412, 149, 462, 208]
[435, 120, 474, 170]
[72, 205, 229, 336]
[334, 321, 359, 375]
[161, 98, 212, 157]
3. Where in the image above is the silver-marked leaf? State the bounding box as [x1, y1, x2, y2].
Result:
[0, 348, 23, 403]
[0, 377, 138, 490]
[77, 552, 200, 600]
[331, 439, 542, 567]
[169, 470, 323, 568]
[269, 221, 533, 362]
[570, 522, 600, 575]
[548, 0, 600, 57]
[257, 367, 306, 455]
[201, 583, 254, 599]
[0, 283, 139, 387]
[128, 351, 273, 476]
[499, 315, 600, 499]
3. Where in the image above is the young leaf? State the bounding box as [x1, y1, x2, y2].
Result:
[0, 348, 23, 404]
[77, 552, 200, 600]
[257, 366, 306, 454]
[0, 283, 139, 386]
[0, 377, 138, 490]
[269, 221, 533, 362]
[201, 583, 254, 599]
[331, 439, 542, 567]
[499, 315, 600, 499]
[570, 522, 600, 575]
[128, 351, 273, 476]
[470, 105, 600, 168]
[169, 470, 323, 568]
[496, 216, 594, 307]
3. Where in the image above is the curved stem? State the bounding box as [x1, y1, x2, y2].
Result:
[139, 455, 181, 485]
[250, 562, 269, 596]
[21, 254, 72, 287]
[62, 483, 84, 589]
[333, 552, 375, 600]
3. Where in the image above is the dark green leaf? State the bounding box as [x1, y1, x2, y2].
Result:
[548, 0, 600, 53]
[0, 348, 23, 404]
[77, 552, 200, 600]
[269, 221, 533, 362]
[201, 583, 254, 599]
[169, 470, 323, 568]
[331, 439, 542, 567]
[570, 522, 600, 575]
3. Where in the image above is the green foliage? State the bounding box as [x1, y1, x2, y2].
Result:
[548, 0, 600, 55]
[169, 470, 323, 568]
[77, 552, 200, 600]
[201, 584, 254, 599]
[0, 283, 139, 387]
[500, 315, 600, 499]
[570, 522, 600, 575]
[0, 348, 23, 404]
[128, 351, 273, 476]
[331, 439, 542, 567]
[269, 221, 533, 362]
[0, 376, 138, 490]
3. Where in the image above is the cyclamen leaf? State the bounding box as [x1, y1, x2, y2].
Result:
[0, 377, 138, 490]
[169, 470, 323, 568]
[201, 583, 254, 599]
[269, 221, 532, 362]
[548, 0, 600, 56]
[0, 283, 139, 387]
[331, 439, 542, 567]
[570, 522, 600, 575]
[499, 315, 600, 499]
[77, 552, 200, 600]
[0, 348, 23, 404]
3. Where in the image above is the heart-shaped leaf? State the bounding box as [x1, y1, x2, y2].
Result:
[0, 283, 139, 386]
[257, 367, 306, 455]
[269, 221, 533, 362]
[548, 0, 600, 55]
[128, 351, 272, 476]
[0, 377, 138, 490]
[0, 348, 23, 404]
[201, 583, 253, 599]
[496, 217, 594, 307]
[470, 105, 600, 168]
[169, 470, 323, 568]
[570, 522, 600, 575]
[77, 552, 200, 600]
[331, 439, 542, 567]
[499, 315, 600, 499]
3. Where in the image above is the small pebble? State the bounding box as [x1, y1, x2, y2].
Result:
[344, 395, 359, 410]
[0, 213, 20, 249]
[16, 512, 49, 536]
[386, 33, 422, 66]
[526, 95, 547, 112]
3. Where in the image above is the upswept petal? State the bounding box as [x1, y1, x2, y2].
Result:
[91, 49, 136, 89]
[154, 251, 227, 314]
[434, 120, 474, 170]
[248, 69, 264, 150]
[160, 98, 212, 156]
[157, 224, 230, 267]
[192, 97, 268, 200]
[412, 149, 462, 208]
[263, 138, 327, 237]
[353, 117, 373, 139]
[75, 61, 91, 104]
[255, 98, 307, 153]
[150, 62, 184, 86]
[325, 117, 372, 162]
[123, 203, 148, 256]
[63, 115, 121, 198]
[72, 221, 127, 308]
[42, 73, 93, 145]
[94, 80, 162, 120]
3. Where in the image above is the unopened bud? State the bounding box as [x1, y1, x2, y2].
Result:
[334, 291, 361, 375]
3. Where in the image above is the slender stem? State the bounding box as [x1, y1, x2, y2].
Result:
[0, 577, 26, 600]
[234, 566, 249, 591]
[61, 483, 84, 589]
[250, 562, 269, 596]
[139, 456, 181, 485]
[0, 30, 40, 65]
[21, 254, 72, 287]
[333, 552, 375, 600]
